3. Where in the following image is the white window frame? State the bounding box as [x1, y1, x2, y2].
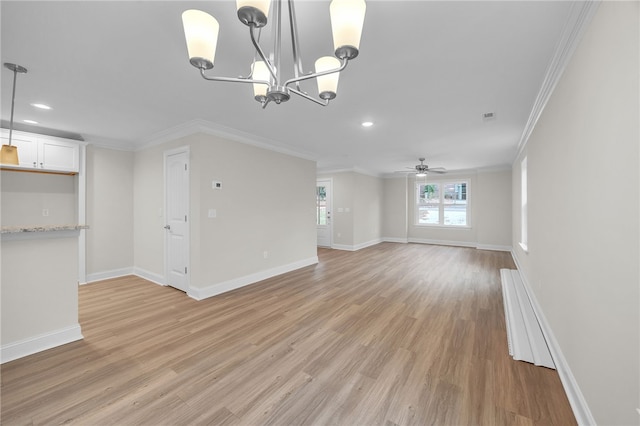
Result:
[415, 180, 471, 228]
[520, 157, 528, 252]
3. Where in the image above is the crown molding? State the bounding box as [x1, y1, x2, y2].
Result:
[87, 136, 136, 151]
[381, 164, 511, 179]
[134, 119, 317, 162]
[515, 1, 601, 161]
[475, 164, 512, 174]
[317, 167, 382, 178]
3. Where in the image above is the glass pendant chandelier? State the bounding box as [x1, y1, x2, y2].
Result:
[181, 0, 366, 108]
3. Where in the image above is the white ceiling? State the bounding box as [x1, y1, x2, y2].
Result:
[1, 1, 574, 175]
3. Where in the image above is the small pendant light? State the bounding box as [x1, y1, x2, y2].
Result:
[2, 63, 28, 165]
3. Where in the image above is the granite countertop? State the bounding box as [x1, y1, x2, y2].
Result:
[0, 224, 89, 234]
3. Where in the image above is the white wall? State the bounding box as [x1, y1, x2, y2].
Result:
[1, 235, 80, 351]
[133, 132, 317, 292]
[0, 144, 83, 360]
[327, 172, 356, 247]
[192, 134, 317, 287]
[382, 169, 512, 249]
[476, 169, 512, 249]
[317, 171, 384, 250]
[1, 171, 76, 227]
[132, 140, 168, 281]
[382, 177, 408, 242]
[512, 3, 639, 425]
[353, 173, 383, 247]
[86, 146, 134, 280]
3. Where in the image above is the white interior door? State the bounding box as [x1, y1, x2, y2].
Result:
[316, 179, 332, 247]
[164, 148, 189, 292]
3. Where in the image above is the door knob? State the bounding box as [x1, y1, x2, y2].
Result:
[164, 225, 171, 230]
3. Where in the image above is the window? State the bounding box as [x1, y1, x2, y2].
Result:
[520, 157, 528, 251]
[316, 185, 327, 225]
[416, 181, 469, 226]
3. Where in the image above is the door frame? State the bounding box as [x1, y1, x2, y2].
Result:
[316, 177, 333, 248]
[163, 146, 190, 292]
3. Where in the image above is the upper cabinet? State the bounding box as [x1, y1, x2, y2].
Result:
[1, 129, 80, 174]
[38, 139, 79, 172]
[2, 132, 37, 167]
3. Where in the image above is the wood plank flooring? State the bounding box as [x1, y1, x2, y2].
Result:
[1, 243, 576, 425]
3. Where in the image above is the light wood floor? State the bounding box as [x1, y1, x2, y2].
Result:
[1, 243, 576, 425]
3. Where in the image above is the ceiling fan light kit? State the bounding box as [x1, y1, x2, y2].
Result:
[181, 0, 366, 108]
[395, 157, 447, 177]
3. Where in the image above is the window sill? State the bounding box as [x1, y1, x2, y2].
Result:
[519, 242, 529, 253]
[414, 224, 472, 230]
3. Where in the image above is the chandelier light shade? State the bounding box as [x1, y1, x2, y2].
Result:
[236, 0, 272, 27]
[315, 56, 341, 100]
[181, 0, 366, 108]
[252, 61, 270, 100]
[330, 0, 367, 60]
[182, 9, 220, 70]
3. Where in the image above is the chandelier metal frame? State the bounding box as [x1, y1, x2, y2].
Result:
[182, 0, 365, 108]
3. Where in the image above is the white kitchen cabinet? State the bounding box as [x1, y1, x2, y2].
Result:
[0, 129, 80, 173]
[1, 133, 37, 168]
[38, 138, 79, 172]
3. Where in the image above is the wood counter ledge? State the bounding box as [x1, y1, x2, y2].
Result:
[1, 224, 89, 234]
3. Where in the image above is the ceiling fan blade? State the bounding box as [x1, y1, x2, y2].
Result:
[428, 169, 447, 174]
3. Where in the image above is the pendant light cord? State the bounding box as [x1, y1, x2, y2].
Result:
[4, 63, 27, 147]
[8, 67, 18, 146]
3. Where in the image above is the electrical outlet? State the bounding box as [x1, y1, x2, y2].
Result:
[42, 208, 49, 217]
[263, 251, 269, 259]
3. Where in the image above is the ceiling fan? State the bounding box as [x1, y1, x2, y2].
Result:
[395, 158, 446, 176]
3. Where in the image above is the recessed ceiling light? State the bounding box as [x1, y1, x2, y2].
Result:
[31, 103, 52, 110]
[361, 121, 373, 127]
[23, 119, 38, 124]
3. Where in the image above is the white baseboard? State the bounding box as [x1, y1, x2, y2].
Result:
[188, 256, 318, 301]
[84, 267, 134, 284]
[510, 251, 596, 426]
[332, 238, 382, 251]
[1, 324, 83, 364]
[354, 238, 382, 251]
[84, 267, 164, 287]
[476, 243, 512, 252]
[408, 238, 477, 248]
[133, 267, 165, 286]
[382, 237, 409, 244]
[406, 238, 511, 252]
[331, 244, 356, 251]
